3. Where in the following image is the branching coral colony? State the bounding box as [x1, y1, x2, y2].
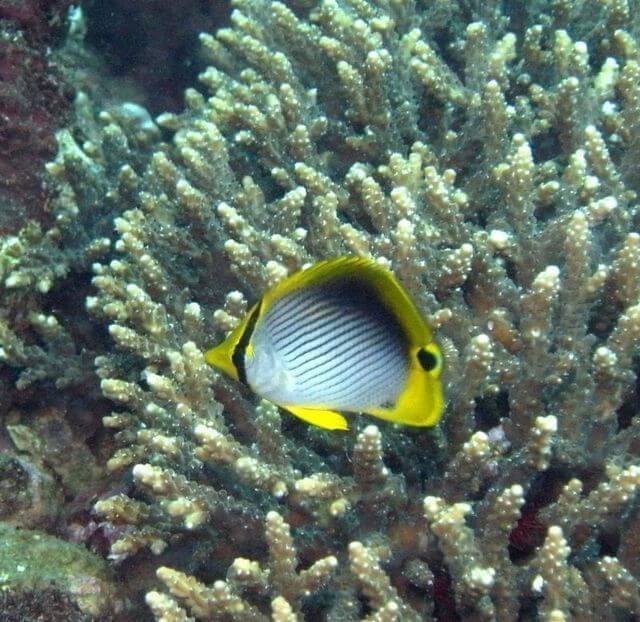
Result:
[1, 0, 640, 619]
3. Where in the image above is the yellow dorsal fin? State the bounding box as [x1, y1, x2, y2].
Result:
[283, 405, 349, 431]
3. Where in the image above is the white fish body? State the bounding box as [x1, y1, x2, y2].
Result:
[245, 282, 408, 411]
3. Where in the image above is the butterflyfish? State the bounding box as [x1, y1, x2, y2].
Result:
[204, 257, 444, 431]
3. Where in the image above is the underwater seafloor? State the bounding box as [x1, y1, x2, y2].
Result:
[1, 0, 640, 620]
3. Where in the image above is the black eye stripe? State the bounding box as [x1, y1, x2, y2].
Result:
[232, 300, 262, 385]
[417, 347, 439, 371]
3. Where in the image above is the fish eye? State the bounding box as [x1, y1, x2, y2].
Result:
[417, 346, 440, 372]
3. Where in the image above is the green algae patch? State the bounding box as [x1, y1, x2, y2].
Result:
[0, 522, 120, 616]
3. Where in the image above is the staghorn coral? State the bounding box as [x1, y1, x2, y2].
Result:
[0, 58, 165, 614]
[0, 90, 162, 407]
[1, 0, 640, 619]
[146, 510, 338, 621]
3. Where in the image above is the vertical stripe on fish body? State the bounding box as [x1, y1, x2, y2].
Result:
[205, 257, 444, 431]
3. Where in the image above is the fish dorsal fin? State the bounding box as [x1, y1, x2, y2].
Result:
[263, 256, 432, 345]
[283, 404, 349, 431]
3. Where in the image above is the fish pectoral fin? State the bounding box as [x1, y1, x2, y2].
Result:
[282, 405, 349, 431]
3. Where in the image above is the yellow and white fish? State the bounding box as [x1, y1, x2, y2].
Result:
[205, 257, 444, 431]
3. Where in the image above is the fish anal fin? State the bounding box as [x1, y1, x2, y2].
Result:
[367, 363, 444, 427]
[283, 404, 349, 431]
